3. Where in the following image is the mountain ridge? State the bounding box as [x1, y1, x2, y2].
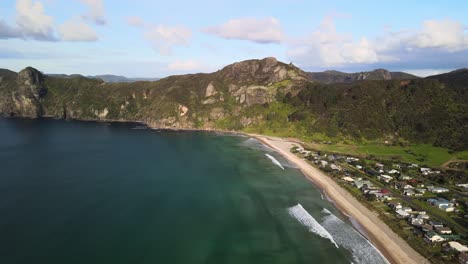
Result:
[0, 58, 466, 150]
[307, 68, 420, 84]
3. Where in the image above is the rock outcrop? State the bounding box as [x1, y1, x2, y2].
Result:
[10, 67, 47, 118]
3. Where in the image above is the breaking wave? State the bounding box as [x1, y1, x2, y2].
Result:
[287, 204, 339, 248]
[321, 209, 389, 264]
[265, 153, 285, 170]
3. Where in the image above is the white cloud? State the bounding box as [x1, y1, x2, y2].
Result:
[203, 17, 283, 43]
[288, 17, 383, 67]
[79, 0, 106, 25]
[58, 20, 98, 41]
[15, 0, 55, 40]
[126, 16, 144, 27]
[288, 17, 468, 70]
[409, 19, 468, 51]
[144, 25, 191, 55]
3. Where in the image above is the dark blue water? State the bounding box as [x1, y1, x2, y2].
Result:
[0, 118, 387, 264]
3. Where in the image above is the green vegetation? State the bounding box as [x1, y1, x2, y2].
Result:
[307, 142, 468, 167]
[1, 60, 467, 160]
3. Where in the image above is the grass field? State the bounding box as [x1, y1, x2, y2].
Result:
[305, 143, 468, 168]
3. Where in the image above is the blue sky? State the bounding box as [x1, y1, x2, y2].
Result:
[1, 0, 467, 77]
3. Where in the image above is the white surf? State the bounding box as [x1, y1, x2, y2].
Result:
[321, 208, 389, 264]
[265, 153, 285, 170]
[287, 204, 339, 248]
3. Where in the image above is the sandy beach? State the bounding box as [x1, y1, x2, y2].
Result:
[250, 134, 427, 264]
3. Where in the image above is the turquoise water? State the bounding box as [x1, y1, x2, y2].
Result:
[0, 118, 388, 264]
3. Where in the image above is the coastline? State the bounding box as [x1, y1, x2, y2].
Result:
[249, 133, 428, 264]
[1, 116, 427, 263]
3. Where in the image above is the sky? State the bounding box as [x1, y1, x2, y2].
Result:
[0, 0, 467, 77]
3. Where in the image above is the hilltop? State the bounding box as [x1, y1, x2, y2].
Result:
[307, 69, 419, 84]
[0, 58, 466, 151]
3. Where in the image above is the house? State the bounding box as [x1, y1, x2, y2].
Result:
[448, 242, 468, 253]
[387, 201, 402, 210]
[395, 181, 408, 189]
[427, 198, 455, 212]
[435, 226, 452, 234]
[355, 165, 363, 170]
[375, 163, 384, 169]
[420, 167, 431, 173]
[404, 184, 414, 190]
[421, 224, 433, 232]
[402, 207, 413, 212]
[399, 175, 412, 180]
[427, 186, 449, 193]
[403, 189, 415, 196]
[378, 174, 393, 183]
[408, 163, 419, 168]
[456, 183, 468, 190]
[429, 220, 444, 228]
[425, 231, 445, 242]
[330, 164, 341, 171]
[342, 176, 355, 183]
[320, 160, 328, 167]
[388, 169, 400, 174]
[396, 209, 410, 218]
[354, 180, 373, 189]
[415, 188, 426, 194]
[410, 217, 424, 226]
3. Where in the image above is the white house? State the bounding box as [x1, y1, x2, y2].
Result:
[342, 177, 355, 183]
[427, 186, 449, 193]
[320, 160, 328, 167]
[448, 241, 468, 252]
[330, 164, 341, 171]
[378, 175, 393, 183]
[425, 231, 445, 242]
[396, 209, 410, 218]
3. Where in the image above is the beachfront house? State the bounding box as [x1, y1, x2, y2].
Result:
[425, 231, 445, 243]
[396, 209, 410, 218]
[354, 180, 373, 189]
[427, 198, 455, 212]
[427, 186, 449, 193]
[342, 176, 355, 183]
[447, 242, 468, 253]
[330, 164, 341, 171]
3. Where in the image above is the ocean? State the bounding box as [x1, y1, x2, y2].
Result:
[0, 118, 388, 264]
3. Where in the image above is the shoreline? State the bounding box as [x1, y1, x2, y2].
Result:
[249, 133, 428, 264]
[1, 116, 427, 263]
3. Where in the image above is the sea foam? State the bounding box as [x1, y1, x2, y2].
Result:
[265, 153, 285, 170]
[287, 204, 339, 248]
[321, 209, 389, 264]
